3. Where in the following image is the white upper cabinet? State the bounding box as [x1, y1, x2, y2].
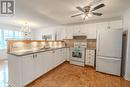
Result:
[73, 25, 82, 35]
[73, 25, 87, 36]
[96, 22, 108, 30]
[109, 20, 123, 29]
[63, 20, 122, 40]
[65, 26, 74, 39]
[96, 20, 123, 30]
[86, 24, 97, 39]
[56, 27, 66, 40]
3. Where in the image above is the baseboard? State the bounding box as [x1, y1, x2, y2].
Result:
[124, 75, 130, 81]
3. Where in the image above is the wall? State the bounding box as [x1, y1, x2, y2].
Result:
[123, 7, 130, 81]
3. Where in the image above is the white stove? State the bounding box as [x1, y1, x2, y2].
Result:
[70, 42, 86, 66]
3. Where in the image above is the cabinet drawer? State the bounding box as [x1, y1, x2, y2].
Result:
[96, 57, 121, 76]
[85, 49, 95, 67]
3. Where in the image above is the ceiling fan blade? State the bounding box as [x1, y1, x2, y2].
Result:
[89, 0, 104, 6]
[92, 12, 103, 16]
[76, 7, 85, 12]
[71, 13, 83, 17]
[92, 3, 105, 11]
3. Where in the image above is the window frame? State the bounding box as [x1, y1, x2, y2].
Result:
[0, 29, 24, 49]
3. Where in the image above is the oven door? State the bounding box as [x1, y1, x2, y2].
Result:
[70, 48, 85, 62]
[72, 51, 82, 58]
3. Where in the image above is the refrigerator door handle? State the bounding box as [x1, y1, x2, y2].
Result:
[98, 56, 121, 61]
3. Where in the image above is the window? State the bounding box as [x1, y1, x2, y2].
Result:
[14, 31, 23, 40]
[0, 29, 24, 49]
[0, 29, 3, 49]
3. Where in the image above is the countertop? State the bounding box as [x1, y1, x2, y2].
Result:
[8, 47, 67, 56]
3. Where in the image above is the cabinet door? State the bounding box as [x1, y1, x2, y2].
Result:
[89, 50, 95, 67]
[109, 20, 122, 29]
[89, 55, 95, 66]
[85, 50, 90, 65]
[66, 48, 70, 61]
[34, 53, 45, 79]
[22, 54, 35, 86]
[85, 50, 95, 67]
[96, 22, 108, 30]
[54, 49, 61, 66]
[62, 48, 66, 61]
[80, 25, 88, 35]
[86, 24, 97, 39]
[44, 51, 54, 71]
[56, 28, 66, 40]
[73, 25, 81, 35]
[65, 26, 74, 39]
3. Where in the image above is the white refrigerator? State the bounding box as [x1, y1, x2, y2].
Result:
[96, 29, 122, 76]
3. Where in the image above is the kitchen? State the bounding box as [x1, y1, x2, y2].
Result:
[0, 0, 130, 87]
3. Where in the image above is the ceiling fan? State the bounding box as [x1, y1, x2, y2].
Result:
[71, 3, 105, 19]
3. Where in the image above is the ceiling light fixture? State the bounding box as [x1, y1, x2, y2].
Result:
[88, 13, 92, 17]
[81, 14, 89, 20]
[81, 14, 86, 19]
[81, 14, 87, 20]
[21, 22, 32, 40]
[84, 16, 88, 20]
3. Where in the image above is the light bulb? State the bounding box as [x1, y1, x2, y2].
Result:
[88, 13, 92, 17]
[81, 14, 86, 19]
[84, 16, 88, 20]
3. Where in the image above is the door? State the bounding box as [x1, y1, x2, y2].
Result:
[65, 26, 74, 39]
[86, 24, 97, 39]
[22, 54, 35, 86]
[70, 48, 85, 62]
[54, 49, 61, 66]
[109, 20, 122, 29]
[66, 48, 70, 61]
[34, 53, 45, 79]
[44, 51, 54, 71]
[97, 29, 122, 58]
[96, 56, 121, 76]
[61, 48, 66, 62]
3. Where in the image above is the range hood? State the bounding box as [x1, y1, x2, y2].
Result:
[73, 35, 87, 40]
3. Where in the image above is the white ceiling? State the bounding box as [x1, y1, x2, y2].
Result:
[0, 0, 130, 28]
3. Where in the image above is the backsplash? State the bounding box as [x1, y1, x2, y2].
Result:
[8, 40, 65, 52]
[64, 39, 96, 49]
[87, 39, 96, 49]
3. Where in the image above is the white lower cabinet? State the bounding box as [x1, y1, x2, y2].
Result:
[61, 48, 67, 62]
[22, 54, 35, 86]
[8, 48, 67, 87]
[54, 48, 66, 66]
[85, 49, 95, 67]
[66, 48, 70, 61]
[35, 52, 49, 78]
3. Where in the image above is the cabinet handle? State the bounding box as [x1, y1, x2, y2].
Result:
[35, 54, 37, 58]
[52, 50, 55, 53]
[33, 54, 34, 58]
[33, 54, 37, 58]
